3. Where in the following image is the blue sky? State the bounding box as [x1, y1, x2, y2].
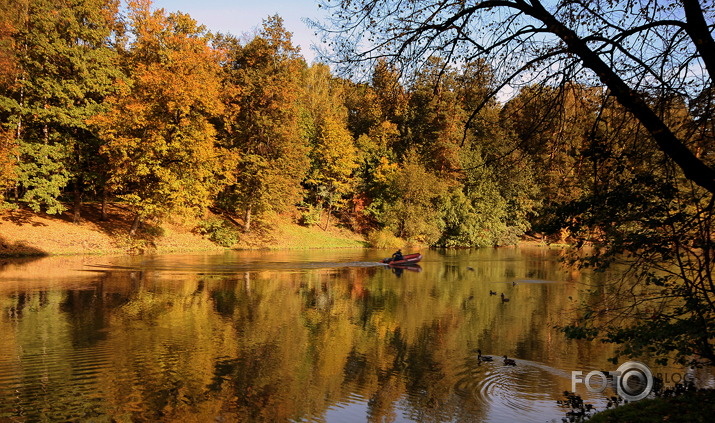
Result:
[150, 0, 327, 62]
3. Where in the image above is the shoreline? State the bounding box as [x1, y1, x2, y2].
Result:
[1, 204, 563, 258]
[0, 204, 369, 258]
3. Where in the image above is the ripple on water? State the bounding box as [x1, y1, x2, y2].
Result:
[455, 356, 603, 423]
[0, 344, 116, 421]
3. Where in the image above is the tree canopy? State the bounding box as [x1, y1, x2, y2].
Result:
[313, 0, 715, 193]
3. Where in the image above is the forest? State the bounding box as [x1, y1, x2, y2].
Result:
[0, 0, 655, 248]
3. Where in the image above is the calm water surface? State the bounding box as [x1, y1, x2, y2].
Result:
[0, 248, 711, 422]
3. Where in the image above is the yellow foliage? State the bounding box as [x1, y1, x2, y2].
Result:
[366, 228, 404, 248]
[374, 156, 398, 184]
[92, 1, 225, 222]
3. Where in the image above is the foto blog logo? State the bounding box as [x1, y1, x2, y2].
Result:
[572, 361, 654, 401]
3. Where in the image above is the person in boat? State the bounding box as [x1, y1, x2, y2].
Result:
[392, 249, 404, 262]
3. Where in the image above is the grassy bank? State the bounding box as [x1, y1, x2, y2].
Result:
[233, 219, 368, 250]
[0, 204, 366, 257]
[587, 390, 715, 423]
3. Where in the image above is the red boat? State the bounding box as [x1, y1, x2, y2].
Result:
[381, 253, 423, 266]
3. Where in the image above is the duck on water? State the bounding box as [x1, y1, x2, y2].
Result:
[477, 349, 493, 362]
[503, 356, 517, 366]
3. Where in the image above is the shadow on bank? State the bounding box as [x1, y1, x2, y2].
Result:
[1, 203, 166, 255]
[0, 235, 48, 259]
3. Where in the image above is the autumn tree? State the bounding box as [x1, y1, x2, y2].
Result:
[301, 64, 359, 229]
[370, 60, 408, 132]
[315, 0, 715, 193]
[401, 57, 465, 175]
[502, 85, 586, 204]
[342, 57, 533, 245]
[310, 115, 359, 228]
[217, 16, 308, 232]
[403, 58, 534, 246]
[93, 0, 226, 234]
[497, 84, 600, 235]
[340, 62, 405, 231]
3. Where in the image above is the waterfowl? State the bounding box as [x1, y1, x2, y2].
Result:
[503, 355, 517, 366]
[489, 290, 497, 296]
[477, 349, 493, 361]
[501, 293, 510, 302]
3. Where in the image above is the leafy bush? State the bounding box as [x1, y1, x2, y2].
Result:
[366, 228, 403, 249]
[196, 217, 239, 247]
[141, 222, 165, 237]
[298, 205, 322, 227]
[114, 233, 156, 255]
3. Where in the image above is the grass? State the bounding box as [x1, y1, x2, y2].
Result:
[0, 203, 368, 257]
[234, 219, 368, 249]
[587, 389, 715, 423]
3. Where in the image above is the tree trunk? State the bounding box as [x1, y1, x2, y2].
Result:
[72, 179, 82, 224]
[101, 186, 108, 221]
[682, 0, 715, 83]
[15, 74, 23, 202]
[244, 207, 251, 233]
[129, 213, 142, 236]
[15, 83, 23, 140]
[323, 204, 332, 231]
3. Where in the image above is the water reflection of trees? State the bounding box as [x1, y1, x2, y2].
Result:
[0, 249, 635, 422]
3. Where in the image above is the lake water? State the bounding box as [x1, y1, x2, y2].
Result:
[1, 247, 712, 422]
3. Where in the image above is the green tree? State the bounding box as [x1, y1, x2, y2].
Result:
[437, 147, 510, 247]
[379, 154, 448, 244]
[0, 0, 122, 216]
[93, 0, 225, 234]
